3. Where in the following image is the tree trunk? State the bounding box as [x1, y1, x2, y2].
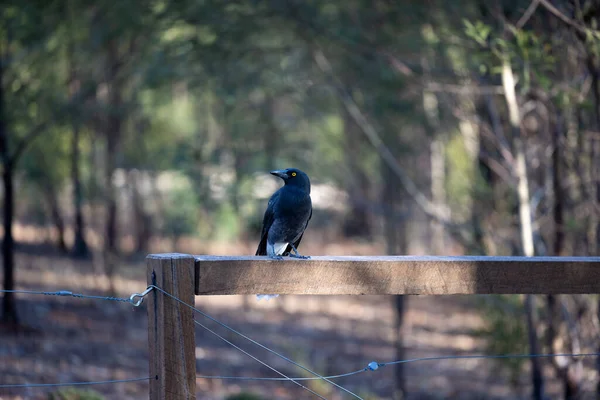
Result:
[587, 55, 600, 257]
[382, 131, 408, 399]
[45, 185, 67, 253]
[231, 151, 244, 214]
[105, 133, 118, 254]
[524, 295, 543, 400]
[103, 39, 123, 290]
[393, 294, 406, 399]
[457, 90, 487, 254]
[597, 300, 600, 400]
[547, 113, 584, 398]
[430, 137, 445, 254]
[130, 170, 151, 254]
[0, 52, 18, 324]
[584, 54, 600, 400]
[262, 98, 278, 172]
[501, 57, 544, 400]
[552, 122, 565, 258]
[343, 110, 372, 239]
[71, 111, 89, 257]
[67, 2, 89, 259]
[423, 88, 446, 254]
[1, 166, 18, 324]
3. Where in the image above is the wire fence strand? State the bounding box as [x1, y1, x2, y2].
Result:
[0, 377, 152, 389]
[193, 318, 329, 400]
[2, 284, 600, 398]
[196, 352, 600, 381]
[0, 289, 130, 303]
[150, 285, 362, 400]
[0, 287, 152, 306]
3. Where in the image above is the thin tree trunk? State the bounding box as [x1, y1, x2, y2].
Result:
[45, 185, 67, 253]
[67, 0, 89, 259]
[1, 165, 17, 324]
[382, 130, 408, 399]
[343, 109, 372, 238]
[501, 57, 544, 400]
[0, 50, 18, 324]
[130, 170, 151, 254]
[553, 120, 565, 257]
[587, 55, 600, 256]
[262, 98, 278, 172]
[423, 87, 446, 254]
[394, 294, 406, 399]
[71, 119, 89, 257]
[231, 152, 244, 214]
[597, 300, 600, 399]
[547, 113, 583, 398]
[103, 39, 123, 292]
[105, 133, 118, 254]
[585, 54, 600, 400]
[430, 137, 445, 254]
[104, 129, 119, 290]
[552, 115, 582, 398]
[546, 113, 562, 395]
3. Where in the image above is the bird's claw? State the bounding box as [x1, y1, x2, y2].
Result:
[288, 243, 310, 259]
[289, 254, 311, 259]
[269, 255, 284, 260]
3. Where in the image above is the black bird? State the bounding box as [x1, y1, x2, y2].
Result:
[256, 168, 312, 260]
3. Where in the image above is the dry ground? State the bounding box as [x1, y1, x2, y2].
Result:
[0, 238, 598, 400]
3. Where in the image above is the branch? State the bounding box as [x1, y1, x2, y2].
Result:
[482, 93, 515, 166]
[516, 0, 541, 29]
[426, 82, 504, 95]
[9, 81, 98, 166]
[311, 48, 476, 243]
[479, 150, 517, 186]
[9, 121, 48, 165]
[538, 0, 600, 36]
[381, 51, 414, 77]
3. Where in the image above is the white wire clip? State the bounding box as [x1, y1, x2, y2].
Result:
[129, 286, 154, 307]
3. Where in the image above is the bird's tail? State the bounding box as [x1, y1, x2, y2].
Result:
[255, 236, 267, 256]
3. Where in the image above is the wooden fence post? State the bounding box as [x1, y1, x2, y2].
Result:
[147, 253, 196, 400]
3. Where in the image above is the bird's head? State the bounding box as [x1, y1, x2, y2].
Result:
[270, 168, 311, 192]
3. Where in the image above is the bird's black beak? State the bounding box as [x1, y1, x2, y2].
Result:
[270, 169, 289, 180]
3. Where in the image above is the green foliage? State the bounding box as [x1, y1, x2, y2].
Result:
[463, 20, 491, 47]
[213, 202, 241, 241]
[4, 0, 599, 266]
[445, 132, 476, 219]
[20, 127, 70, 186]
[47, 388, 104, 400]
[160, 176, 200, 240]
[463, 15, 555, 93]
[474, 295, 528, 388]
[4, 1, 600, 396]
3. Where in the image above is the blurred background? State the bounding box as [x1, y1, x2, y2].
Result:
[1, 0, 600, 399]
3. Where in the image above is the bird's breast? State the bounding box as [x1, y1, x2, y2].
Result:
[276, 192, 311, 218]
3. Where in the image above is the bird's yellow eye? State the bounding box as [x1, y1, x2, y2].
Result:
[291, 172, 297, 177]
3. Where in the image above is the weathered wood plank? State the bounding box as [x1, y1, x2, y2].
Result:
[147, 254, 196, 400]
[193, 255, 600, 295]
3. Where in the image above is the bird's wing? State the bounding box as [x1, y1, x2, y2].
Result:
[289, 206, 312, 253]
[255, 190, 279, 255]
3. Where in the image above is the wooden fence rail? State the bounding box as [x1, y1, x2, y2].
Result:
[146, 253, 600, 400]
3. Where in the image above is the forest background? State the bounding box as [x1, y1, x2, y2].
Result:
[1, 0, 600, 399]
